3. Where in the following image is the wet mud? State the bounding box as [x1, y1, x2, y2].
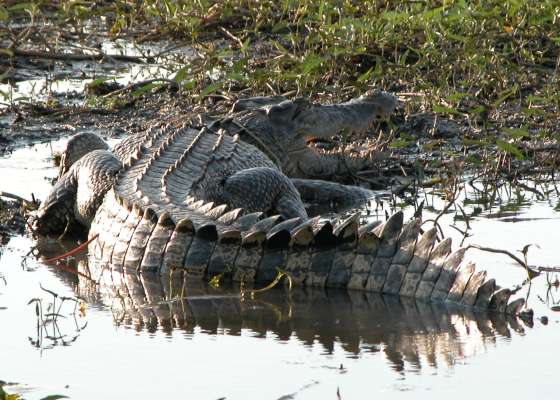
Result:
[0, 198, 26, 244]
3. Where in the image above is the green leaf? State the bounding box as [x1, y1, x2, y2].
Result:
[40, 396, 69, 400]
[225, 71, 245, 82]
[525, 95, 547, 104]
[496, 139, 524, 160]
[389, 139, 413, 148]
[88, 77, 112, 88]
[357, 67, 373, 83]
[492, 85, 518, 108]
[173, 67, 190, 83]
[445, 92, 468, 103]
[0, 48, 14, 57]
[8, 2, 33, 12]
[131, 82, 161, 97]
[271, 40, 289, 54]
[469, 105, 487, 115]
[0, 6, 9, 21]
[423, 6, 443, 21]
[317, 0, 325, 21]
[181, 80, 196, 90]
[300, 54, 325, 75]
[198, 81, 222, 97]
[271, 21, 288, 33]
[462, 138, 488, 146]
[502, 127, 529, 139]
[433, 104, 460, 115]
[521, 107, 545, 117]
[373, 55, 383, 77]
[446, 32, 468, 43]
[466, 154, 483, 165]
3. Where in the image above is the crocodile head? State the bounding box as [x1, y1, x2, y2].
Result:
[232, 91, 397, 178]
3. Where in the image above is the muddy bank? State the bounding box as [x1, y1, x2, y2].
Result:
[0, 198, 26, 244]
[0, 88, 195, 152]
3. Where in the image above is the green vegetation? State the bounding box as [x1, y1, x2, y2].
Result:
[1, 0, 559, 172]
[0, 382, 67, 400]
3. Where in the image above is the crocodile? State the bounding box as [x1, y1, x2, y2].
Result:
[59, 91, 398, 178]
[31, 93, 527, 316]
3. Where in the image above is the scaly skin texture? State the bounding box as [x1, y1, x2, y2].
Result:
[32, 94, 527, 316]
[108, 91, 397, 182]
[223, 91, 397, 179]
[85, 205, 525, 315]
[70, 268, 529, 358]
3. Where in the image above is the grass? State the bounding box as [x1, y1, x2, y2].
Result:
[1, 0, 559, 172]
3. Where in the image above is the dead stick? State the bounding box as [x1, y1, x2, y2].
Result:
[465, 244, 539, 276]
[13, 48, 145, 63]
[101, 78, 179, 98]
[0, 190, 33, 204]
[535, 266, 560, 273]
[219, 26, 244, 48]
[44, 234, 99, 264]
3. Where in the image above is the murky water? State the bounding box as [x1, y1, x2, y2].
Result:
[1, 139, 559, 399]
[0, 40, 192, 107]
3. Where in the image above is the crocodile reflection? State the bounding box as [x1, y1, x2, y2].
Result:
[57, 257, 531, 374]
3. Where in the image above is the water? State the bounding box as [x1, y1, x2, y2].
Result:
[1, 139, 559, 399]
[0, 40, 193, 108]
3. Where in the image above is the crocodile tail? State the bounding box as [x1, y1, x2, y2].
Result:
[89, 198, 526, 315]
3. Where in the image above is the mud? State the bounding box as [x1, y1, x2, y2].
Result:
[1, 89, 189, 151]
[0, 199, 26, 244]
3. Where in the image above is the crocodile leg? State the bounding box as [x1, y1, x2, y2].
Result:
[291, 178, 375, 209]
[222, 167, 308, 220]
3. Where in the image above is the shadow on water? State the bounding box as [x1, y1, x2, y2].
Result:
[33, 239, 532, 375]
